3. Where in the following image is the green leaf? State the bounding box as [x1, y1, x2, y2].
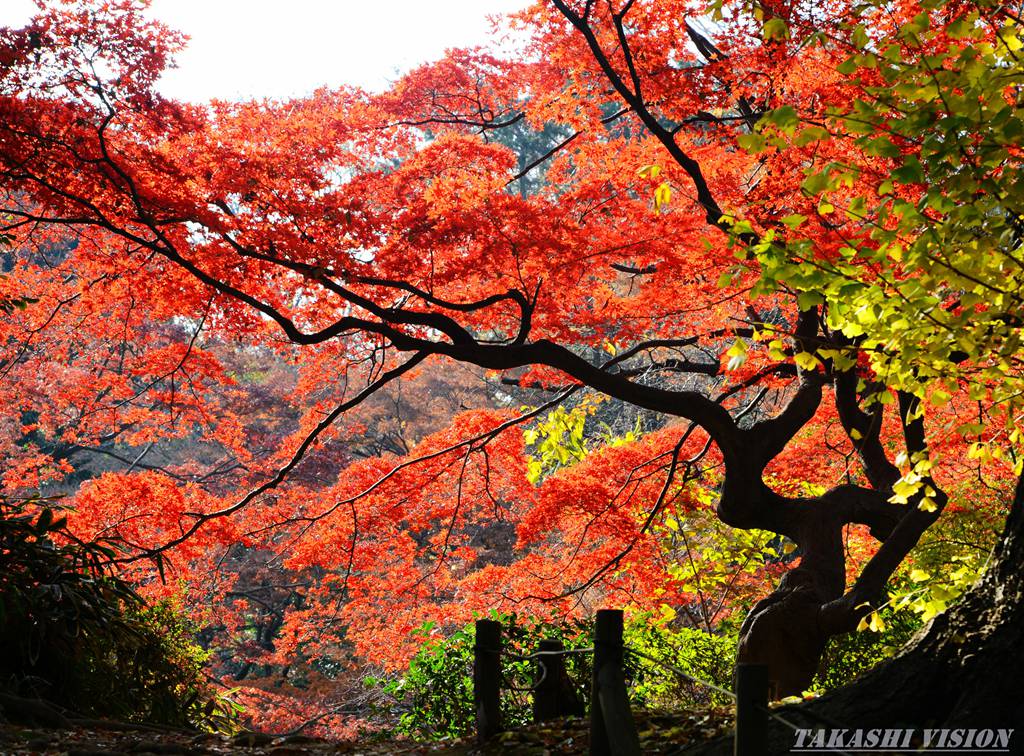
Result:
[852, 24, 870, 49]
[794, 126, 830, 146]
[797, 291, 824, 309]
[801, 171, 831, 195]
[766, 105, 799, 132]
[892, 157, 925, 184]
[763, 17, 790, 40]
[737, 131, 767, 153]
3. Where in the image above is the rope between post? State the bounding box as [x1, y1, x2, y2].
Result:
[772, 701, 849, 729]
[502, 646, 595, 661]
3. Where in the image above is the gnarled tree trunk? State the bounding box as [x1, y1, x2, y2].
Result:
[696, 472, 1024, 754]
[730, 382, 946, 698]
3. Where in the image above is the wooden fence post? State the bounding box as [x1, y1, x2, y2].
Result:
[734, 662, 769, 756]
[474, 618, 503, 743]
[589, 609, 641, 756]
[534, 639, 585, 722]
[533, 639, 563, 722]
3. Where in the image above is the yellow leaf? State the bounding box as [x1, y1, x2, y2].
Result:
[654, 181, 672, 212]
[726, 338, 748, 357]
[869, 611, 886, 632]
[725, 338, 749, 370]
[793, 351, 822, 371]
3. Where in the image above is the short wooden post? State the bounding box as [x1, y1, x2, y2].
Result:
[734, 663, 769, 756]
[589, 609, 641, 756]
[474, 619, 503, 743]
[533, 639, 562, 722]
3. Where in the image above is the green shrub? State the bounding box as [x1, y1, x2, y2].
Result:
[623, 613, 735, 708]
[370, 621, 475, 741]
[371, 611, 736, 741]
[0, 493, 236, 730]
[368, 614, 591, 741]
[813, 605, 922, 692]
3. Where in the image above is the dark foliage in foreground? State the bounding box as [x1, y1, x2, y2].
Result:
[0, 493, 231, 729]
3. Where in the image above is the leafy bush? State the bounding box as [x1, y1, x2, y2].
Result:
[0, 492, 236, 730]
[371, 611, 735, 741]
[813, 604, 922, 692]
[369, 621, 474, 740]
[623, 613, 735, 708]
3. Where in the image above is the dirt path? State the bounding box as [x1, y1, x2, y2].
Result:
[0, 708, 732, 755]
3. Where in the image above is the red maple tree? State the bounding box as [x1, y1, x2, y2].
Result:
[0, 0, 1019, 714]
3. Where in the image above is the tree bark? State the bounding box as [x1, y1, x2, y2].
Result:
[732, 483, 905, 697]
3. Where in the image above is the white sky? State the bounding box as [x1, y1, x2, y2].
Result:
[1, 1, 532, 101]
